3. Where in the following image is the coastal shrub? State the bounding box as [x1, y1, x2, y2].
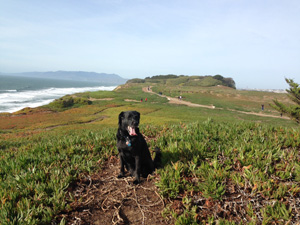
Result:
[126, 78, 145, 83]
[47, 96, 91, 111]
[129, 75, 236, 88]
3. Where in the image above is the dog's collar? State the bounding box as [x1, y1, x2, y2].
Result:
[125, 136, 131, 146]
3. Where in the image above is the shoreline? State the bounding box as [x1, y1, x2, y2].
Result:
[0, 85, 117, 114]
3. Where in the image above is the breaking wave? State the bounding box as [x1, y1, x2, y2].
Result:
[0, 86, 116, 113]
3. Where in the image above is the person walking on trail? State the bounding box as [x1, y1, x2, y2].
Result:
[261, 104, 264, 111]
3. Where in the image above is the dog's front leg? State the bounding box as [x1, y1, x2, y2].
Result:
[133, 156, 141, 184]
[118, 154, 125, 178]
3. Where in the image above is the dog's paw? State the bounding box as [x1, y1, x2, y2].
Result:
[133, 179, 140, 185]
[129, 169, 134, 176]
[142, 173, 149, 178]
[117, 173, 125, 178]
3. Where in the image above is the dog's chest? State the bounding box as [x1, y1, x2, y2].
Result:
[118, 138, 139, 154]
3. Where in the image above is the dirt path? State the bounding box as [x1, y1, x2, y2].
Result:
[228, 109, 289, 119]
[142, 86, 216, 109]
[54, 156, 171, 225]
[142, 87, 289, 120]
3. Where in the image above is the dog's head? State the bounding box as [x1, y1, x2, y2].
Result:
[118, 111, 140, 136]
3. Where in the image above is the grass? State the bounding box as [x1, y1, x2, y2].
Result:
[152, 84, 291, 113]
[0, 80, 299, 224]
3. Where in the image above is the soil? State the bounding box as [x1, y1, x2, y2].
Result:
[53, 156, 171, 225]
[124, 99, 141, 103]
[88, 98, 114, 101]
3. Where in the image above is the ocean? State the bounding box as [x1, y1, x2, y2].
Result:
[0, 75, 116, 113]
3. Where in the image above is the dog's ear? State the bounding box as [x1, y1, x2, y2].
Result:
[118, 111, 125, 126]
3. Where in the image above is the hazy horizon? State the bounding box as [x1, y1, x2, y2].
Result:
[0, 71, 290, 91]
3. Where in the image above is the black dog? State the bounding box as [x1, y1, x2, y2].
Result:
[116, 111, 161, 184]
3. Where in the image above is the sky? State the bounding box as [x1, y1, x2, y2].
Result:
[0, 0, 299, 89]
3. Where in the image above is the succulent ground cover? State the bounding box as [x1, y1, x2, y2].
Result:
[154, 121, 300, 224]
[1, 81, 299, 224]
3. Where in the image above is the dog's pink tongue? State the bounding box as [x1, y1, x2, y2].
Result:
[129, 126, 137, 136]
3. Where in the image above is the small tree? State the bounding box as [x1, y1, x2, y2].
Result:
[272, 78, 300, 123]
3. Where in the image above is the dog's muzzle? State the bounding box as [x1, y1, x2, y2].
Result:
[128, 126, 138, 136]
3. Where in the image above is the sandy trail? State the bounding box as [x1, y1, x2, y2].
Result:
[142, 86, 216, 109]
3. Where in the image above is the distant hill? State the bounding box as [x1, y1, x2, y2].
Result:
[0, 71, 127, 85]
[127, 74, 236, 89]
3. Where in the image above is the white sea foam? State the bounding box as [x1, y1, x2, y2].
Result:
[4, 90, 17, 92]
[0, 86, 116, 113]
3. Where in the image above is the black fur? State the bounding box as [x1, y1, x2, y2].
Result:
[116, 111, 161, 184]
